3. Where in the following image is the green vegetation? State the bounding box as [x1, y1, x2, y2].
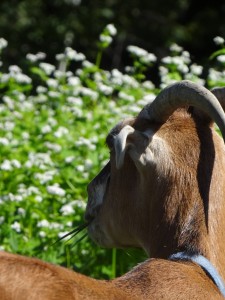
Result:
[0, 26, 224, 279]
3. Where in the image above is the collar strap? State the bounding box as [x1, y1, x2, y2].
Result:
[169, 252, 225, 297]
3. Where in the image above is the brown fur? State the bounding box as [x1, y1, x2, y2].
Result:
[0, 107, 225, 299]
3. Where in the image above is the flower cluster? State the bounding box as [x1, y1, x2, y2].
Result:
[0, 27, 224, 278]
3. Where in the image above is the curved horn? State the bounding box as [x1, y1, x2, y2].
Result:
[138, 80, 225, 142]
[211, 87, 225, 111]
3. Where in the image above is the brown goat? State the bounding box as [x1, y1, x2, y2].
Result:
[0, 80, 225, 299]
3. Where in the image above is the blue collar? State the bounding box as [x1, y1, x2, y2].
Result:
[169, 252, 225, 297]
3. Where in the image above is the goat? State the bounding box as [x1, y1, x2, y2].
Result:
[0, 80, 225, 299]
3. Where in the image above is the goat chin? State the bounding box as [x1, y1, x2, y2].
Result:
[1, 81, 225, 299]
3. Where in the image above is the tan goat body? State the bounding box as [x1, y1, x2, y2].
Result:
[1, 80, 225, 299]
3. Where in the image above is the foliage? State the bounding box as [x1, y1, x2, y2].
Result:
[0, 26, 224, 279]
[0, 0, 225, 72]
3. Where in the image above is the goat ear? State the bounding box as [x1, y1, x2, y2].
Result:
[114, 125, 151, 169]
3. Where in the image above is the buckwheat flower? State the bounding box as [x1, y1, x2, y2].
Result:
[122, 74, 139, 88]
[80, 87, 98, 101]
[11, 159, 21, 168]
[47, 78, 58, 88]
[67, 96, 83, 106]
[74, 52, 86, 61]
[0, 159, 12, 171]
[98, 83, 113, 95]
[35, 195, 43, 202]
[118, 91, 135, 102]
[217, 55, 225, 63]
[65, 47, 75, 60]
[54, 126, 69, 138]
[72, 199, 86, 209]
[100, 34, 112, 44]
[18, 208, 25, 216]
[77, 165, 85, 172]
[0, 216, 5, 225]
[39, 231, 46, 238]
[84, 159, 93, 170]
[56, 53, 66, 61]
[142, 80, 155, 90]
[58, 231, 70, 241]
[0, 38, 8, 50]
[67, 76, 81, 86]
[39, 62, 55, 75]
[9, 65, 22, 73]
[14, 73, 32, 84]
[82, 60, 94, 68]
[49, 222, 63, 230]
[213, 36, 224, 46]
[47, 184, 66, 197]
[34, 170, 56, 184]
[3, 95, 15, 109]
[41, 124, 52, 134]
[36, 86, 48, 94]
[11, 221, 21, 233]
[49, 91, 61, 98]
[44, 142, 62, 153]
[26, 53, 38, 62]
[65, 156, 75, 164]
[190, 64, 203, 76]
[140, 53, 157, 64]
[106, 24, 117, 36]
[0, 137, 9, 145]
[37, 220, 50, 227]
[36, 52, 46, 60]
[127, 45, 148, 58]
[60, 203, 75, 216]
[170, 43, 183, 53]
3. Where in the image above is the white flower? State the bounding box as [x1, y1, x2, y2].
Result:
[67, 96, 83, 106]
[35, 195, 43, 202]
[0, 137, 9, 145]
[213, 36, 225, 46]
[54, 126, 69, 138]
[0, 160, 12, 171]
[41, 124, 52, 134]
[98, 83, 113, 95]
[170, 43, 183, 53]
[47, 78, 58, 88]
[9, 65, 22, 73]
[67, 76, 81, 86]
[11, 159, 21, 168]
[37, 220, 50, 227]
[217, 55, 225, 63]
[127, 45, 148, 57]
[26, 53, 39, 62]
[118, 91, 135, 102]
[106, 24, 117, 36]
[18, 208, 25, 216]
[140, 53, 157, 64]
[100, 35, 112, 44]
[36, 86, 48, 93]
[39, 231, 46, 238]
[47, 184, 66, 197]
[76, 165, 85, 172]
[190, 64, 203, 76]
[60, 203, 75, 216]
[58, 231, 70, 241]
[0, 38, 8, 50]
[34, 171, 56, 184]
[0, 216, 5, 225]
[65, 156, 75, 164]
[11, 222, 21, 232]
[79, 87, 98, 101]
[39, 62, 55, 75]
[142, 80, 155, 89]
[44, 142, 62, 152]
